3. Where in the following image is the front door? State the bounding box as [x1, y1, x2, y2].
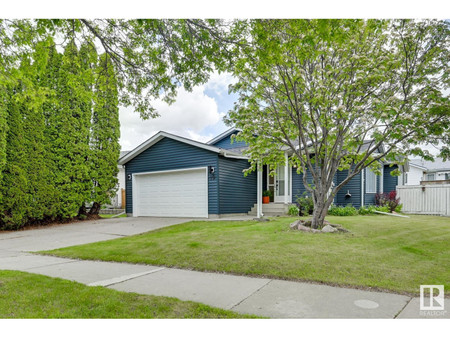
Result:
[274, 165, 291, 203]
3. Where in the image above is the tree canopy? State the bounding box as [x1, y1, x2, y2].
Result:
[0, 19, 241, 117]
[226, 19, 449, 227]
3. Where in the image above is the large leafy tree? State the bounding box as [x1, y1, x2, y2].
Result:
[227, 19, 450, 228]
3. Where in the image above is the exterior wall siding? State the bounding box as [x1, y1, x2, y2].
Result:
[291, 168, 314, 202]
[211, 131, 248, 150]
[284, 164, 394, 208]
[125, 138, 219, 215]
[218, 157, 256, 214]
[336, 170, 362, 208]
[383, 165, 399, 194]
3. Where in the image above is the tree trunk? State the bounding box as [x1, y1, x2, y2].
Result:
[89, 202, 101, 215]
[310, 190, 335, 229]
[78, 204, 88, 216]
[311, 203, 326, 229]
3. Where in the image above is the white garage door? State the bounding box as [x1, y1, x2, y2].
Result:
[133, 167, 208, 218]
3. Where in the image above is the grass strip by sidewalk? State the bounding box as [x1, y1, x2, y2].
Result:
[0, 270, 257, 318]
[41, 215, 450, 295]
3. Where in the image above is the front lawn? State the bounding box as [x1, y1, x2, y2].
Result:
[41, 215, 450, 295]
[0, 270, 255, 318]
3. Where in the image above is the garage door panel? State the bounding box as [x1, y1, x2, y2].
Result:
[134, 168, 208, 218]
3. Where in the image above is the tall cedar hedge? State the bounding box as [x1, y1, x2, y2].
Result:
[0, 39, 120, 230]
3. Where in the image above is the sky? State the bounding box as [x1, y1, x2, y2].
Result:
[119, 71, 446, 156]
[119, 72, 238, 151]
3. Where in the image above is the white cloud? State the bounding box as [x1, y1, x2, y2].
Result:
[119, 85, 225, 150]
[205, 71, 237, 97]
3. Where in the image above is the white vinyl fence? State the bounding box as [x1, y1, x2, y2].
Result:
[397, 184, 450, 216]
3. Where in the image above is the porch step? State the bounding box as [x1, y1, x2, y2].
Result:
[248, 203, 289, 216]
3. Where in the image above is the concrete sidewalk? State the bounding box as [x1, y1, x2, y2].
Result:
[0, 217, 448, 319]
[3, 251, 445, 319]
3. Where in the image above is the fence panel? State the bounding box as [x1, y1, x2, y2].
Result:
[397, 184, 450, 216]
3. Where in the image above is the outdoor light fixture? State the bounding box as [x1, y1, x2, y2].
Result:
[345, 190, 352, 198]
[127, 174, 132, 180]
[209, 166, 215, 174]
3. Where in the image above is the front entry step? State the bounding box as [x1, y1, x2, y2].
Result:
[248, 203, 289, 216]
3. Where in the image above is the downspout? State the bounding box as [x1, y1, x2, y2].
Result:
[284, 152, 289, 204]
[361, 169, 365, 207]
[257, 161, 263, 218]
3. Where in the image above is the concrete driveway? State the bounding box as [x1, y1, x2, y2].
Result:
[0, 217, 191, 252]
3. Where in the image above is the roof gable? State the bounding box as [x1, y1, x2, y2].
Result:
[207, 128, 241, 145]
[119, 131, 221, 165]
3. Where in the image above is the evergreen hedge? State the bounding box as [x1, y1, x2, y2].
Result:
[0, 38, 120, 230]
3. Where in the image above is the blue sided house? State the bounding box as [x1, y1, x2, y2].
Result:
[119, 128, 404, 218]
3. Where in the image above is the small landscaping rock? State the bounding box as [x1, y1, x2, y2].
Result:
[290, 220, 301, 230]
[290, 219, 349, 233]
[322, 224, 338, 233]
[296, 224, 320, 233]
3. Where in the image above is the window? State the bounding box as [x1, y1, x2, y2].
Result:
[426, 173, 435, 181]
[445, 173, 450, 180]
[365, 168, 377, 193]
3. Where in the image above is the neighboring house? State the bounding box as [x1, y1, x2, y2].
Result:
[119, 128, 403, 218]
[401, 158, 450, 185]
[399, 160, 426, 185]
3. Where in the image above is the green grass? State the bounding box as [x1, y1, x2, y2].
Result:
[41, 215, 450, 295]
[0, 270, 256, 318]
[99, 213, 127, 219]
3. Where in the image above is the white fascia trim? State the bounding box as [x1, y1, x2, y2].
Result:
[132, 166, 208, 177]
[222, 152, 248, 160]
[119, 131, 220, 165]
[206, 127, 242, 145]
